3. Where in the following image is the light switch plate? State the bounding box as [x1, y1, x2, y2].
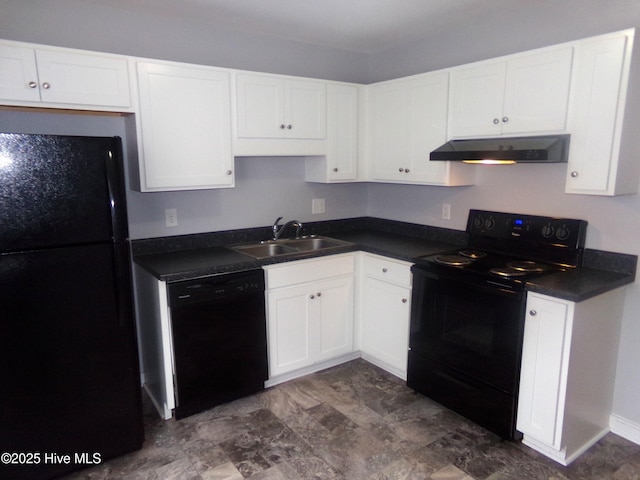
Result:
[312, 198, 326, 214]
[165, 208, 178, 227]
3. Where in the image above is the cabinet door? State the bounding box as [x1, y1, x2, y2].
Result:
[285, 79, 326, 139]
[361, 277, 411, 375]
[565, 35, 630, 195]
[266, 284, 314, 377]
[136, 61, 233, 191]
[326, 83, 358, 180]
[369, 81, 408, 181]
[448, 61, 506, 138]
[316, 276, 354, 362]
[236, 73, 284, 138]
[405, 73, 451, 184]
[0, 45, 40, 102]
[502, 47, 573, 134]
[517, 294, 572, 448]
[35, 49, 130, 107]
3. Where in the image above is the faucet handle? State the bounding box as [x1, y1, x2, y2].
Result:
[272, 217, 283, 240]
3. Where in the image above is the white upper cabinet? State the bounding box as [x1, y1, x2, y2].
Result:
[0, 42, 131, 109]
[368, 71, 475, 186]
[135, 61, 234, 191]
[565, 30, 634, 195]
[305, 83, 360, 182]
[448, 47, 573, 138]
[234, 73, 327, 156]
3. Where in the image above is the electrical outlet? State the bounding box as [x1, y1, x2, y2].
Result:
[165, 208, 178, 227]
[312, 198, 326, 214]
[442, 203, 451, 220]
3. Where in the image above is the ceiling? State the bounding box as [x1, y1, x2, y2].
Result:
[89, 0, 533, 54]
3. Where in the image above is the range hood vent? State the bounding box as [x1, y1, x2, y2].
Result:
[430, 134, 570, 164]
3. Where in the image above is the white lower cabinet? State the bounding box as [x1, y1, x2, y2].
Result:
[264, 254, 355, 381]
[357, 253, 412, 379]
[517, 289, 626, 465]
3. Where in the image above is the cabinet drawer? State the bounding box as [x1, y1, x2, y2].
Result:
[265, 254, 355, 289]
[362, 254, 412, 286]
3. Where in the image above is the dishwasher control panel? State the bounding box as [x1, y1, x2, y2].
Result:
[168, 269, 265, 307]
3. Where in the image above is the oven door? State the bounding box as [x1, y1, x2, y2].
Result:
[408, 265, 526, 395]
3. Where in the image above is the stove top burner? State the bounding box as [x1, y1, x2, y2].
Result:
[433, 254, 474, 267]
[506, 260, 549, 273]
[459, 249, 487, 259]
[489, 267, 528, 278]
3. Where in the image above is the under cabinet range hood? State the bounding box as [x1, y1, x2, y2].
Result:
[430, 134, 570, 164]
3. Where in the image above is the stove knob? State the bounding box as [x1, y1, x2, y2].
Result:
[542, 224, 555, 238]
[473, 216, 484, 229]
[556, 225, 570, 240]
[484, 218, 495, 229]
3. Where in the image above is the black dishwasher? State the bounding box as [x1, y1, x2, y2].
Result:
[168, 269, 268, 419]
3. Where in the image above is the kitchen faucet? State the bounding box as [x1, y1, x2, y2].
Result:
[272, 217, 303, 240]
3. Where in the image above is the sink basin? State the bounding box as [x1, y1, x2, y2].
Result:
[230, 235, 352, 259]
[232, 243, 298, 258]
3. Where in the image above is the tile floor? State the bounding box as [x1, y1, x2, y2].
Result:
[64, 359, 640, 479]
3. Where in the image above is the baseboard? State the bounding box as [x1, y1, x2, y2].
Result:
[610, 413, 640, 445]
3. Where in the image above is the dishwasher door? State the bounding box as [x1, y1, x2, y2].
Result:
[168, 269, 268, 419]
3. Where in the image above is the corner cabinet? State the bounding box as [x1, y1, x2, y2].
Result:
[234, 72, 327, 156]
[264, 254, 356, 383]
[0, 42, 131, 110]
[368, 71, 475, 186]
[357, 253, 412, 379]
[448, 46, 573, 138]
[565, 29, 635, 195]
[134, 61, 234, 191]
[517, 289, 626, 465]
[305, 83, 361, 182]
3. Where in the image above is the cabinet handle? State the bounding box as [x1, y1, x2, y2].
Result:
[226, 170, 232, 175]
[529, 310, 537, 316]
[402, 298, 408, 303]
[333, 167, 339, 172]
[571, 171, 579, 178]
[280, 124, 286, 129]
[382, 268, 388, 273]
[28, 81, 37, 89]
[493, 118, 500, 124]
[317, 292, 322, 297]
[502, 116, 509, 123]
[42, 82, 51, 89]
[309, 294, 315, 299]
[398, 168, 404, 172]
[405, 168, 410, 173]
[287, 125, 293, 130]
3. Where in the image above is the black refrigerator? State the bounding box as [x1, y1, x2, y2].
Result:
[0, 134, 144, 480]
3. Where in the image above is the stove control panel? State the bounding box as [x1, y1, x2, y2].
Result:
[467, 209, 588, 249]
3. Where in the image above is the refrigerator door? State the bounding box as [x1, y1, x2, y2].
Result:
[0, 133, 128, 252]
[0, 242, 143, 480]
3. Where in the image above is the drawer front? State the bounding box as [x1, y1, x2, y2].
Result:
[265, 253, 355, 289]
[362, 254, 412, 286]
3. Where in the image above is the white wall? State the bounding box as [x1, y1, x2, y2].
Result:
[0, 0, 369, 83]
[3, 0, 640, 439]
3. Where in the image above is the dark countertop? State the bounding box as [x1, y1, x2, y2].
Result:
[133, 219, 635, 302]
[525, 267, 634, 302]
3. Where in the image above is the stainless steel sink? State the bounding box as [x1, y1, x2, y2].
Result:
[230, 235, 352, 259]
